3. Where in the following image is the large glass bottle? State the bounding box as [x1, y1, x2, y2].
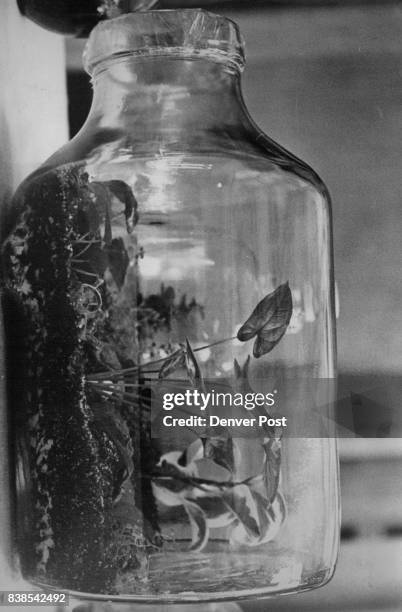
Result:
[3, 9, 339, 603]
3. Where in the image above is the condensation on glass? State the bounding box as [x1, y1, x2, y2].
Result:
[2, 9, 339, 603]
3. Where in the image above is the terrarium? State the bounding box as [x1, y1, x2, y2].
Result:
[2, 9, 339, 603]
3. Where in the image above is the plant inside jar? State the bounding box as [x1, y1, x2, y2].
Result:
[3, 167, 293, 593]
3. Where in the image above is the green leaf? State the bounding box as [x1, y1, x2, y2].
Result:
[237, 282, 293, 358]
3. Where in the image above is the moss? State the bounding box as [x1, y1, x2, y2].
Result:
[5, 167, 117, 591]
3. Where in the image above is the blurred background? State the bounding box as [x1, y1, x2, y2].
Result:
[1, 0, 402, 610]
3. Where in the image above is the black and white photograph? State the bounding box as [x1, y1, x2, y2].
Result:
[0, 1, 401, 611]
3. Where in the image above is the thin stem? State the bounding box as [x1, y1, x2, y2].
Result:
[144, 472, 251, 491]
[87, 336, 238, 382]
[103, 394, 148, 411]
[89, 380, 142, 389]
[88, 369, 136, 382]
[194, 336, 237, 352]
[88, 381, 151, 407]
[87, 354, 178, 381]
[73, 268, 100, 280]
[72, 231, 95, 247]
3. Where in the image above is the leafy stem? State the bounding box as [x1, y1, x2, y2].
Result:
[86, 337, 236, 383]
[85, 282, 293, 390]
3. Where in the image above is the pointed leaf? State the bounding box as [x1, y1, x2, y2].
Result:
[103, 179, 139, 233]
[104, 237, 129, 288]
[222, 484, 261, 539]
[237, 282, 293, 356]
[90, 180, 138, 234]
[184, 500, 209, 552]
[262, 436, 282, 503]
[233, 356, 253, 394]
[183, 438, 204, 466]
[204, 437, 235, 474]
[253, 490, 286, 544]
[252, 323, 288, 358]
[185, 338, 203, 388]
[230, 488, 286, 546]
[88, 181, 113, 244]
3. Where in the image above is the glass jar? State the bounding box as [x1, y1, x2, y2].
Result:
[2, 9, 339, 603]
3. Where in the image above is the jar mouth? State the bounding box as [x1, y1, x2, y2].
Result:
[84, 9, 245, 75]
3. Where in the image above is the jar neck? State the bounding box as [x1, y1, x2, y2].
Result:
[87, 56, 249, 141]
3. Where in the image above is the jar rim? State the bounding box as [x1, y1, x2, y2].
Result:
[84, 9, 246, 75]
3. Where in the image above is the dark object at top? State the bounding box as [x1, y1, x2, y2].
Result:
[17, 0, 159, 37]
[17, 0, 386, 38]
